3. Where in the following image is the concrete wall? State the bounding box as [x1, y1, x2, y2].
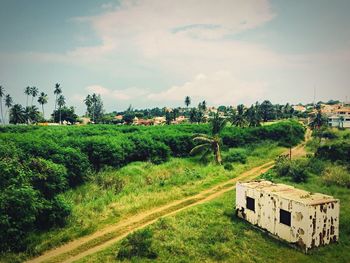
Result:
[236, 182, 339, 252]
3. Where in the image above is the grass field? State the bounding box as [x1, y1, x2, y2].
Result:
[72, 130, 350, 263]
[1, 142, 284, 262]
[76, 169, 350, 263]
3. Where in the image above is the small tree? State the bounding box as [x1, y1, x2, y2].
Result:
[38, 92, 48, 119]
[190, 113, 226, 164]
[57, 95, 66, 124]
[185, 96, 191, 108]
[5, 94, 13, 124]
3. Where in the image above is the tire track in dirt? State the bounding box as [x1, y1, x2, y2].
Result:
[27, 139, 309, 263]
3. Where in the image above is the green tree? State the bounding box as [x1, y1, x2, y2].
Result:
[4, 94, 13, 124]
[232, 104, 246, 127]
[24, 86, 31, 108]
[190, 113, 226, 164]
[30, 86, 39, 106]
[259, 100, 275, 122]
[84, 93, 104, 123]
[25, 105, 41, 124]
[54, 83, 62, 122]
[189, 108, 198, 123]
[52, 106, 78, 124]
[165, 111, 172, 125]
[10, 104, 26, 124]
[0, 86, 4, 124]
[38, 92, 48, 118]
[245, 105, 261, 127]
[57, 95, 65, 124]
[185, 96, 191, 108]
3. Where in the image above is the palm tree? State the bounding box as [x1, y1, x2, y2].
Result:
[30, 86, 39, 106]
[57, 94, 65, 124]
[24, 86, 31, 124]
[245, 105, 261, 127]
[91, 93, 98, 123]
[190, 113, 226, 164]
[185, 96, 191, 108]
[54, 83, 62, 121]
[0, 86, 4, 124]
[24, 86, 31, 107]
[26, 105, 40, 124]
[5, 94, 13, 124]
[37, 92, 48, 118]
[232, 104, 246, 127]
[10, 104, 25, 124]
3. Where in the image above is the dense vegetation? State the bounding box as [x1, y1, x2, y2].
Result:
[75, 128, 350, 263]
[0, 121, 304, 254]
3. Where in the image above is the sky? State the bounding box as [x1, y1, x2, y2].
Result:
[0, 0, 350, 116]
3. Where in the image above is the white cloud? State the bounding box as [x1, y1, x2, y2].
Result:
[148, 71, 267, 105]
[83, 85, 148, 101]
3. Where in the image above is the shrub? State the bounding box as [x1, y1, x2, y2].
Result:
[35, 196, 71, 229]
[50, 148, 90, 187]
[322, 165, 350, 188]
[116, 229, 157, 260]
[223, 163, 234, 171]
[27, 158, 68, 199]
[288, 161, 308, 183]
[127, 134, 170, 164]
[274, 155, 291, 177]
[274, 157, 308, 182]
[0, 159, 41, 251]
[316, 141, 350, 164]
[224, 148, 247, 164]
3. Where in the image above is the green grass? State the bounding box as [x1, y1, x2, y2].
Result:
[77, 172, 350, 263]
[1, 142, 284, 262]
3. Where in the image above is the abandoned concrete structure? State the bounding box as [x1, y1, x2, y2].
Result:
[236, 180, 339, 252]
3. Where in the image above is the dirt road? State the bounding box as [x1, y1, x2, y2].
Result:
[27, 138, 309, 263]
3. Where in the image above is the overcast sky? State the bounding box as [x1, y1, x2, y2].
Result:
[1, 0, 350, 116]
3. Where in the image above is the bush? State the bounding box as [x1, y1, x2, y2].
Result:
[50, 147, 90, 187]
[316, 141, 350, 164]
[322, 165, 350, 188]
[127, 134, 170, 164]
[274, 157, 308, 182]
[35, 196, 71, 229]
[0, 159, 41, 251]
[224, 148, 247, 164]
[288, 161, 308, 183]
[223, 163, 234, 171]
[27, 158, 68, 199]
[116, 229, 157, 260]
[274, 155, 291, 177]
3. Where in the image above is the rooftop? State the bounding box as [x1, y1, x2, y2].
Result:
[238, 180, 338, 206]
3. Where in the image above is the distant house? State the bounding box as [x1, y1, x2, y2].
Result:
[153, 116, 166, 125]
[328, 108, 350, 128]
[322, 104, 342, 116]
[136, 118, 154, 126]
[114, 115, 123, 121]
[80, 117, 91, 125]
[292, 105, 306, 112]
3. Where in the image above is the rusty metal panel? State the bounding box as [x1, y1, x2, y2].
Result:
[235, 180, 340, 253]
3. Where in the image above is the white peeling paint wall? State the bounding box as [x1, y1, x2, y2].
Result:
[236, 182, 339, 252]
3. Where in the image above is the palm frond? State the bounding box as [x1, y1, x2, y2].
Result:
[193, 136, 213, 143]
[200, 148, 212, 162]
[190, 143, 211, 155]
[191, 133, 210, 139]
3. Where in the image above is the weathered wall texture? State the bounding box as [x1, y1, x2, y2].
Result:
[236, 181, 339, 252]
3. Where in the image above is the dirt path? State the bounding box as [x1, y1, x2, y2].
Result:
[27, 137, 309, 263]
